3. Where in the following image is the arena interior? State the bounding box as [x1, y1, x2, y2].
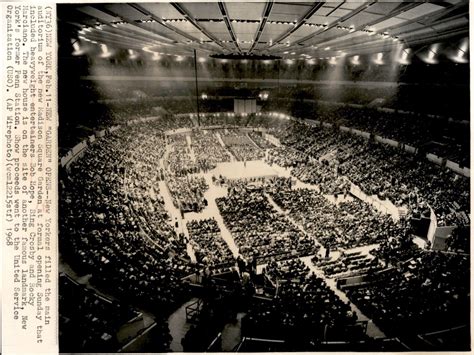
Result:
[57, 2, 470, 352]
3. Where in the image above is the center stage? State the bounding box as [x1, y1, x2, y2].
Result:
[212, 160, 279, 180]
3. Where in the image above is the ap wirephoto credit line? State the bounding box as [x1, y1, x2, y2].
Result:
[1, 3, 58, 354]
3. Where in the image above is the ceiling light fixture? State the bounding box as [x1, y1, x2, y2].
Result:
[373, 52, 384, 65]
[351, 55, 360, 65]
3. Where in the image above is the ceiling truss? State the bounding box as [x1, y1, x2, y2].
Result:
[60, 1, 469, 60]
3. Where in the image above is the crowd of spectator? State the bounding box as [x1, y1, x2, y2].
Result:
[339, 142, 469, 226]
[293, 104, 469, 166]
[216, 183, 318, 262]
[243, 259, 360, 345]
[314, 251, 382, 278]
[269, 120, 469, 227]
[220, 130, 266, 161]
[248, 131, 276, 149]
[60, 124, 195, 323]
[266, 147, 349, 194]
[344, 251, 470, 336]
[370, 231, 423, 265]
[60, 109, 470, 351]
[186, 218, 234, 269]
[198, 112, 250, 127]
[120, 131, 184, 252]
[105, 102, 198, 130]
[63, 67, 469, 163]
[59, 273, 141, 352]
[164, 134, 210, 212]
[265, 178, 405, 250]
[167, 176, 208, 213]
[191, 130, 231, 170]
[264, 258, 310, 284]
[166, 134, 200, 176]
[446, 226, 470, 254]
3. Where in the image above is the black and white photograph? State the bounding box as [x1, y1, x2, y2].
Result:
[57, 1, 470, 352]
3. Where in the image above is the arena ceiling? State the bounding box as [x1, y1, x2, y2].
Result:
[59, 1, 469, 60]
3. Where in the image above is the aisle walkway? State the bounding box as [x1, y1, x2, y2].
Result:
[301, 256, 386, 339]
[157, 181, 184, 231]
[319, 148, 337, 162]
[246, 132, 261, 149]
[215, 132, 235, 161]
[180, 172, 227, 221]
[168, 298, 199, 352]
[264, 191, 323, 253]
[186, 134, 197, 163]
[324, 194, 354, 205]
[157, 180, 195, 262]
[175, 172, 240, 257]
[186, 134, 192, 147]
[215, 132, 226, 147]
[221, 313, 246, 351]
[200, 175, 240, 257]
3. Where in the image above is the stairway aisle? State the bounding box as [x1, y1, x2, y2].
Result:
[202, 174, 240, 257]
[168, 298, 200, 352]
[158, 181, 184, 230]
[220, 313, 246, 351]
[215, 131, 226, 147]
[246, 132, 261, 150]
[301, 256, 386, 339]
[186, 134, 197, 163]
[157, 180, 196, 262]
[215, 132, 236, 161]
[178, 172, 240, 258]
[264, 192, 324, 253]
